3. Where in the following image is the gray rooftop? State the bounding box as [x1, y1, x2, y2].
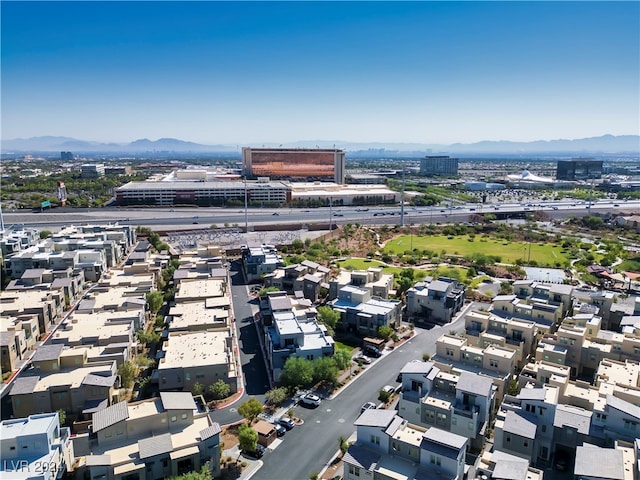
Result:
[553, 404, 592, 434]
[429, 280, 451, 293]
[160, 391, 197, 411]
[0, 330, 15, 346]
[354, 408, 398, 428]
[422, 427, 468, 451]
[400, 360, 434, 375]
[456, 371, 493, 396]
[82, 373, 117, 388]
[606, 394, 640, 421]
[200, 423, 222, 441]
[138, 432, 173, 460]
[269, 295, 292, 311]
[343, 444, 380, 472]
[516, 387, 546, 401]
[82, 398, 109, 414]
[32, 344, 65, 362]
[574, 446, 624, 479]
[92, 400, 129, 432]
[9, 376, 40, 396]
[503, 411, 537, 439]
[492, 460, 529, 480]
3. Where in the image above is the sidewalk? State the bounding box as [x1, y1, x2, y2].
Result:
[221, 444, 263, 480]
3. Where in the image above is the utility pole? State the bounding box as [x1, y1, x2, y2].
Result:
[400, 166, 406, 227]
[244, 176, 249, 233]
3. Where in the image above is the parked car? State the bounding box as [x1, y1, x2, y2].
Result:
[300, 393, 322, 407]
[243, 444, 266, 459]
[364, 346, 382, 358]
[382, 385, 395, 394]
[272, 423, 286, 437]
[357, 354, 372, 365]
[278, 417, 296, 430]
[361, 402, 377, 413]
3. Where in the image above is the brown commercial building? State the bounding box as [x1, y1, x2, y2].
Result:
[242, 147, 345, 184]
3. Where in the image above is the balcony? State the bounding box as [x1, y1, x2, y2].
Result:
[453, 402, 479, 419]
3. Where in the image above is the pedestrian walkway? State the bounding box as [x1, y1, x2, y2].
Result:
[221, 444, 263, 480]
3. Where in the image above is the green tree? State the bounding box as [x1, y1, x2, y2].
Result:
[39, 230, 52, 239]
[238, 398, 263, 422]
[168, 465, 212, 480]
[118, 361, 137, 389]
[237, 424, 258, 453]
[333, 349, 352, 370]
[57, 409, 66, 426]
[209, 379, 231, 400]
[396, 277, 414, 297]
[317, 306, 340, 335]
[280, 356, 314, 389]
[508, 378, 520, 396]
[378, 389, 391, 403]
[499, 282, 514, 295]
[146, 291, 164, 316]
[422, 352, 431, 362]
[265, 387, 288, 406]
[192, 382, 204, 397]
[377, 325, 393, 340]
[312, 356, 339, 385]
[339, 435, 349, 455]
[137, 329, 161, 346]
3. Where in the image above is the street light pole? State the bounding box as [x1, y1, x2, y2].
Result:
[244, 176, 248, 233]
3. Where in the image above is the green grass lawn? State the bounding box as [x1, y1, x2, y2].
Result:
[384, 234, 570, 267]
[336, 258, 428, 280]
[334, 341, 356, 355]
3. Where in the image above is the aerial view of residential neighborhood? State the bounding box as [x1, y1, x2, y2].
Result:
[1, 2, 639, 480]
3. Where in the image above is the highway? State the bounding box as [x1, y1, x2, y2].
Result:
[3, 199, 639, 231]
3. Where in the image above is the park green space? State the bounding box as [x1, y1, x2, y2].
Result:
[335, 258, 469, 282]
[384, 234, 570, 267]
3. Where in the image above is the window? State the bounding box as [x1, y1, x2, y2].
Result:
[181, 413, 188, 420]
[451, 417, 457, 426]
[171, 416, 177, 422]
[541, 424, 547, 433]
[392, 441, 399, 451]
[446, 348, 454, 357]
[506, 435, 511, 443]
[623, 420, 637, 431]
[430, 455, 441, 466]
[10, 446, 15, 451]
[490, 359, 499, 368]
[185, 373, 191, 381]
[524, 440, 529, 447]
[468, 421, 474, 430]
[348, 465, 360, 477]
[370, 435, 380, 445]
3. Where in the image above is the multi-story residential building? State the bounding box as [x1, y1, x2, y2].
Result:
[1, 330, 21, 373]
[475, 448, 544, 480]
[167, 301, 229, 333]
[397, 360, 495, 450]
[157, 330, 237, 394]
[49, 310, 137, 347]
[405, 277, 466, 325]
[328, 285, 402, 336]
[434, 334, 516, 400]
[328, 267, 395, 301]
[264, 260, 331, 302]
[1, 314, 40, 353]
[490, 294, 563, 333]
[0, 412, 75, 480]
[0, 290, 64, 340]
[74, 392, 221, 480]
[242, 245, 284, 283]
[464, 309, 537, 368]
[343, 408, 468, 480]
[9, 344, 119, 418]
[263, 294, 335, 382]
[0, 227, 40, 256]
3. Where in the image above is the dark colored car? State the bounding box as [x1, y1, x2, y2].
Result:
[278, 417, 296, 430]
[364, 346, 382, 358]
[272, 423, 286, 437]
[243, 444, 266, 459]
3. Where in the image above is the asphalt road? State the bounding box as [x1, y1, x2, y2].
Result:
[4, 200, 638, 232]
[253, 312, 470, 480]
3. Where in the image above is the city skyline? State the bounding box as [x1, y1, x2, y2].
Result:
[2, 1, 638, 145]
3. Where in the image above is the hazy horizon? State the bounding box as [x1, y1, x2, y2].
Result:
[2, 2, 639, 145]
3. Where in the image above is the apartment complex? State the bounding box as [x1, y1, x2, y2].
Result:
[406, 277, 466, 324]
[329, 285, 403, 336]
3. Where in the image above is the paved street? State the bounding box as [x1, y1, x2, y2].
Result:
[252, 313, 469, 480]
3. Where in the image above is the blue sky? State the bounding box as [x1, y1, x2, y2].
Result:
[2, 1, 638, 145]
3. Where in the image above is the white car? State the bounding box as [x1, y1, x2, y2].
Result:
[382, 385, 395, 394]
[300, 393, 322, 407]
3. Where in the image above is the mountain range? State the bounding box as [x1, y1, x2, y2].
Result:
[2, 134, 638, 155]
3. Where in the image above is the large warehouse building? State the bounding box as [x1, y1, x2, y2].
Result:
[242, 147, 346, 184]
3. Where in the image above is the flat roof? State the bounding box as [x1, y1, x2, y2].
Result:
[0, 413, 58, 439]
[168, 302, 228, 331]
[159, 330, 229, 369]
[175, 278, 226, 301]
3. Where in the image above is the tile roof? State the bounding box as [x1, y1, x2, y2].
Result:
[92, 400, 129, 432]
[138, 432, 173, 460]
[9, 376, 39, 395]
[32, 344, 65, 362]
[160, 391, 197, 411]
[200, 424, 222, 441]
